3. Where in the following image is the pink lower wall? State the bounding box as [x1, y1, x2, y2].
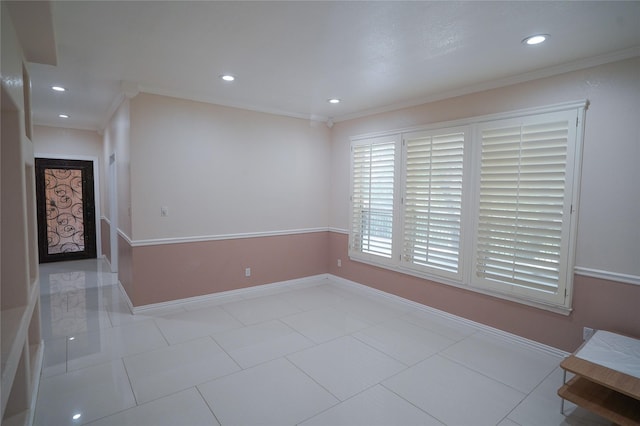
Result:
[100, 219, 111, 264]
[115, 229, 637, 352]
[328, 231, 640, 353]
[118, 233, 134, 299]
[127, 232, 329, 306]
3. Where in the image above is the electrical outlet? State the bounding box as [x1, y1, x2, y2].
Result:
[337, 259, 342, 267]
[245, 267, 251, 277]
[160, 206, 169, 217]
[583, 327, 595, 341]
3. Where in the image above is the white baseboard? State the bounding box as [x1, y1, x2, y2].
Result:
[130, 274, 330, 315]
[121, 271, 568, 357]
[117, 281, 135, 315]
[101, 254, 113, 273]
[328, 274, 570, 358]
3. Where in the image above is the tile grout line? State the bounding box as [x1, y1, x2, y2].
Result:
[501, 365, 568, 425]
[435, 350, 531, 397]
[379, 381, 448, 426]
[195, 386, 223, 426]
[120, 356, 140, 407]
[282, 356, 343, 408]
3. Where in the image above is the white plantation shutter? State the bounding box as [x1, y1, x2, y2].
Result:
[347, 102, 585, 311]
[473, 110, 578, 304]
[350, 136, 398, 259]
[402, 129, 465, 276]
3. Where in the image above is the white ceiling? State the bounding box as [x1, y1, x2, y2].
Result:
[28, 1, 640, 131]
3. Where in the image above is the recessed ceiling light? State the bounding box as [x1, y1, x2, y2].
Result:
[221, 75, 235, 82]
[59, 114, 70, 119]
[328, 98, 341, 104]
[51, 86, 66, 92]
[522, 34, 548, 45]
[72, 413, 82, 421]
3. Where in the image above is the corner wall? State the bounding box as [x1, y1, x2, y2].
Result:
[328, 232, 638, 353]
[100, 58, 639, 353]
[103, 99, 132, 290]
[328, 57, 640, 353]
[114, 93, 331, 306]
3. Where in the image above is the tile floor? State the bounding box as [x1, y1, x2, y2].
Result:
[34, 259, 612, 426]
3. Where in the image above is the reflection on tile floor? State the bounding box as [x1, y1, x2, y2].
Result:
[35, 259, 613, 425]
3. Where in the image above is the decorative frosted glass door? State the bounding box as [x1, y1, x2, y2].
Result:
[35, 158, 97, 263]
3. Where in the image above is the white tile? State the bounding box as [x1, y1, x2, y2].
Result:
[67, 321, 168, 371]
[40, 266, 101, 295]
[332, 294, 408, 324]
[288, 336, 406, 401]
[508, 367, 612, 426]
[34, 360, 136, 426]
[85, 388, 219, 426]
[198, 358, 338, 426]
[36, 259, 591, 426]
[212, 320, 313, 368]
[280, 307, 370, 343]
[324, 282, 369, 299]
[221, 294, 301, 325]
[40, 288, 112, 340]
[281, 284, 352, 311]
[154, 306, 243, 344]
[182, 293, 245, 311]
[498, 418, 522, 426]
[41, 337, 67, 378]
[104, 287, 173, 327]
[402, 309, 477, 342]
[106, 306, 157, 328]
[123, 337, 240, 404]
[353, 317, 456, 365]
[441, 332, 562, 393]
[300, 385, 443, 426]
[384, 355, 525, 426]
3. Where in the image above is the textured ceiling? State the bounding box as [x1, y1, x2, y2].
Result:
[27, 1, 640, 131]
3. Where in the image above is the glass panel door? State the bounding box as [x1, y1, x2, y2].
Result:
[35, 158, 97, 263]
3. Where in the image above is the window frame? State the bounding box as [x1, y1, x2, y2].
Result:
[469, 109, 582, 308]
[348, 134, 402, 269]
[347, 101, 587, 314]
[399, 126, 469, 283]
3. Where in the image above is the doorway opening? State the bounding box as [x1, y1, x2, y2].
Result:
[35, 158, 97, 263]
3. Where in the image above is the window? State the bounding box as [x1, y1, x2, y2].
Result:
[349, 135, 399, 261]
[471, 110, 580, 306]
[401, 128, 466, 279]
[348, 102, 585, 312]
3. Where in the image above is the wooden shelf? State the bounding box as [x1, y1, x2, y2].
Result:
[561, 352, 640, 400]
[559, 376, 640, 426]
[558, 332, 640, 426]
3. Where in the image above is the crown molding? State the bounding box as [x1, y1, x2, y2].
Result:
[334, 46, 640, 123]
[136, 84, 329, 123]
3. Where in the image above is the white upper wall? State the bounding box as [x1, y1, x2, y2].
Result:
[32, 125, 102, 157]
[1, 4, 25, 112]
[32, 124, 104, 216]
[103, 99, 132, 236]
[129, 93, 330, 241]
[329, 57, 640, 278]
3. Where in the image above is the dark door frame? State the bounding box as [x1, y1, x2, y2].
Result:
[35, 158, 97, 263]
